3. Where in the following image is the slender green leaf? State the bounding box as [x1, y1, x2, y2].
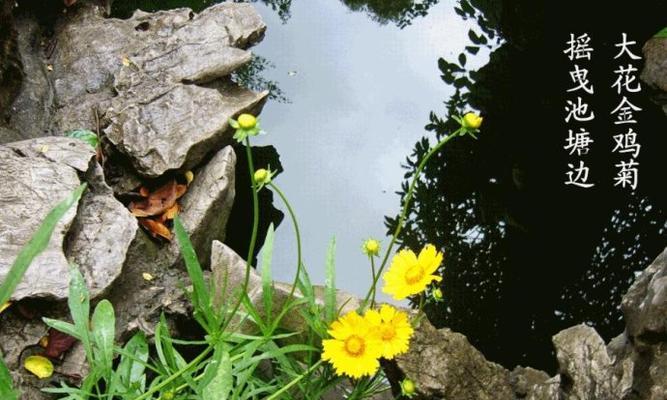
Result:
[42, 319, 81, 341]
[0, 184, 86, 306]
[201, 346, 232, 400]
[67, 266, 93, 364]
[65, 130, 99, 149]
[110, 332, 148, 398]
[173, 217, 214, 331]
[655, 27, 667, 38]
[0, 357, 18, 400]
[91, 299, 115, 373]
[261, 224, 275, 324]
[324, 237, 337, 323]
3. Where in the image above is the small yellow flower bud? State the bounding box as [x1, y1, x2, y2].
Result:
[237, 113, 257, 130]
[254, 168, 271, 185]
[184, 170, 194, 185]
[432, 287, 443, 301]
[362, 238, 380, 257]
[162, 392, 175, 400]
[400, 378, 417, 397]
[462, 112, 483, 129]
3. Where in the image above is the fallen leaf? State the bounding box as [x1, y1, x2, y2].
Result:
[121, 56, 131, 67]
[139, 186, 150, 197]
[38, 336, 48, 348]
[160, 203, 180, 222]
[175, 184, 187, 199]
[43, 329, 78, 359]
[130, 180, 178, 217]
[139, 218, 172, 240]
[0, 301, 10, 314]
[24, 355, 54, 379]
[142, 272, 154, 281]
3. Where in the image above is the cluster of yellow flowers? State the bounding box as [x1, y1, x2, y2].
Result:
[321, 244, 444, 379]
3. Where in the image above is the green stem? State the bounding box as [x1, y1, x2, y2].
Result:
[369, 256, 377, 308]
[133, 345, 213, 400]
[268, 182, 303, 308]
[362, 128, 463, 307]
[220, 138, 261, 333]
[265, 359, 324, 400]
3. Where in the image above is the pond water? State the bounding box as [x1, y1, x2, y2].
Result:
[113, 0, 667, 372]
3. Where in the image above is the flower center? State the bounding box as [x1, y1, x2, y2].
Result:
[404, 264, 425, 284]
[380, 324, 396, 341]
[344, 335, 365, 356]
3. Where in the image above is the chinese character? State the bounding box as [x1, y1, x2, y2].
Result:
[611, 96, 642, 124]
[568, 65, 594, 94]
[612, 128, 641, 158]
[564, 33, 594, 61]
[612, 64, 641, 94]
[564, 97, 595, 122]
[614, 159, 639, 190]
[564, 128, 594, 156]
[614, 33, 641, 60]
[565, 161, 595, 188]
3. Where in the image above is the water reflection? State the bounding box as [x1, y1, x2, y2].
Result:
[389, 0, 667, 371]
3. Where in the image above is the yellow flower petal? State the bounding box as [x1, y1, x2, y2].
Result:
[24, 355, 54, 379]
[382, 245, 443, 300]
[322, 311, 383, 378]
[0, 301, 11, 314]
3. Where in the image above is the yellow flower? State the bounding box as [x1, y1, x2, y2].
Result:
[382, 244, 443, 300]
[237, 113, 257, 130]
[322, 311, 383, 378]
[24, 355, 54, 379]
[365, 304, 413, 359]
[462, 112, 483, 129]
[362, 238, 380, 257]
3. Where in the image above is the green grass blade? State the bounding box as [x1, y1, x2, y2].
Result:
[261, 224, 275, 324]
[324, 237, 337, 323]
[0, 357, 18, 400]
[42, 319, 80, 341]
[91, 299, 115, 374]
[173, 216, 215, 331]
[201, 345, 232, 400]
[0, 184, 86, 305]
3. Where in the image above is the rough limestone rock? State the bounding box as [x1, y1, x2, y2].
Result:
[0, 137, 91, 300]
[621, 247, 667, 345]
[641, 37, 667, 94]
[105, 145, 237, 338]
[49, 2, 268, 177]
[65, 162, 137, 297]
[552, 325, 626, 400]
[386, 321, 514, 400]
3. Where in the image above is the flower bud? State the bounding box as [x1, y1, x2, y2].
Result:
[362, 238, 380, 257]
[237, 113, 257, 130]
[400, 378, 417, 398]
[432, 287, 443, 301]
[462, 112, 483, 130]
[254, 168, 271, 185]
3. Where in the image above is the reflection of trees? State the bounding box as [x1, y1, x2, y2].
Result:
[339, 0, 439, 28]
[232, 55, 289, 103]
[387, 0, 667, 371]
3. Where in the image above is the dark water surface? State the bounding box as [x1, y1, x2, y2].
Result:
[113, 0, 667, 371]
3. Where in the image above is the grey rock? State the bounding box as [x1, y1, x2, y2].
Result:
[0, 137, 91, 301]
[510, 366, 551, 398]
[552, 325, 620, 400]
[389, 321, 514, 400]
[65, 162, 137, 298]
[641, 38, 667, 93]
[621, 247, 667, 345]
